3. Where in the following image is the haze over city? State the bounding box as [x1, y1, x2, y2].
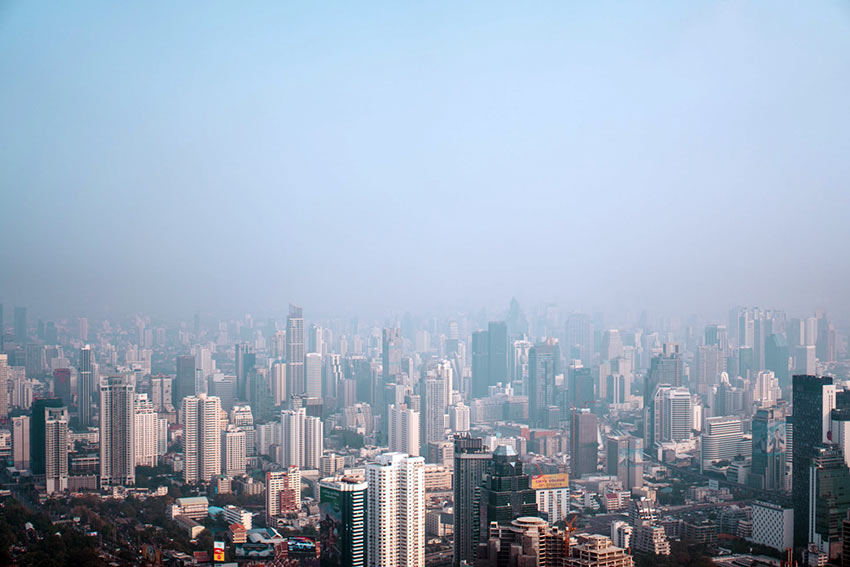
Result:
[2, 1, 849, 322]
[2, 3, 850, 567]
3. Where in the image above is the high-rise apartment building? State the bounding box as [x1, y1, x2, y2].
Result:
[134, 393, 158, 467]
[13, 415, 30, 470]
[266, 467, 302, 523]
[0, 354, 8, 420]
[280, 408, 323, 469]
[453, 434, 491, 567]
[78, 345, 95, 428]
[319, 476, 368, 567]
[366, 452, 425, 567]
[100, 374, 136, 487]
[793, 375, 836, 548]
[388, 404, 420, 457]
[44, 406, 69, 494]
[183, 394, 222, 483]
[305, 352, 323, 398]
[151, 375, 174, 413]
[287, 305, 305, 395]
[424, 378, 447, 446]
[221, 427, 247, 477]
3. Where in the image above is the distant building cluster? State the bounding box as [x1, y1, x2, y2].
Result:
[0, 301, 848, 565]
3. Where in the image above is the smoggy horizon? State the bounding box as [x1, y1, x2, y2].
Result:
[2, 2, 849, 326]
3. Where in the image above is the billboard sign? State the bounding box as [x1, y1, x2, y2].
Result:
[531, 473, 570, 489]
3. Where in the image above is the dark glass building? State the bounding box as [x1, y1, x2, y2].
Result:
[453, 434, 491, 567]
[479, 445, 537, 537]
[30, 398, 64, 475]
[792, 374, 834, 549]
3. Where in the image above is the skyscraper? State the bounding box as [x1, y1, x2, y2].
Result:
[100, 374, 136, 487]
[151, 375, 174, 413]
[0, 354, 8, 420]
[44, 406, 69, 494]
[453, 434, 492, 567]
[487, 321, 508, 387]
[479, 445, 538, 534]
[53, 368, 72, 407]
[14, 306, 26, 343]
[134, 393, 158, 467]
[565, 313, 594, 367]
[528, 339, 560, 427]
[280, 408, 323, 469]
[183, 393, 222, 483]
[423, 378, 447, 446]
[607, 434, 643, 490]
[13, 415, 30, 470]
[653, 386, 693, 445]
[808, 445, 850, 560]
[30, 398, 63, 475]
[750, 406, 787, 491]
[471, 330, 490, 398]
[366, 452, 425, 567]
[792, 375, 836, 548]
[221, 427, 247, 477]
[174, 354, 196, 408]
[571, 409, 598, 478]
[78, 345, 95, 428]
[287, 305, 305, 395]
[305, 352, 323, 398]
[388, 404, 420, 457]
[643, 345, 684, 446]
[235, 343, 256, 401]
[319, 476, 368, 567]
[382, 328, 402, 383]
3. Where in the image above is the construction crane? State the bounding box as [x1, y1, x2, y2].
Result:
[561, 512, 579, 558]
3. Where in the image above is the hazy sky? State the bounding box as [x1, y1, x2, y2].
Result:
[1, 2, 849, 323]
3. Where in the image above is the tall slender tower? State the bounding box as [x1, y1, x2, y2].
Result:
[367, 452, 425, 567]
[453, 435, 491, 567]
[319, 476, 368, 567]
[528, 339, 560, 427]
[78, 345, 94, 427]
[45, 406, 69, 494]
[174, 355, 196, 408]
[100, 374, 136, 487]
[134, 393, 158, 467]
[792, 375, 836, 548]
[0, 354, 8, 420]
[287, 305, 305, 395]
[182, 394, 222, 483]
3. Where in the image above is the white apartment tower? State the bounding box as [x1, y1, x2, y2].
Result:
[221, 427, 247, 477]
[45, 406, 69, 494]
[183, 394, 222, 483]
[388, 404, 420, 457]
[135, 393, 159, 467]
[367, 452, 425, 567]
[100, 374, 136, 486]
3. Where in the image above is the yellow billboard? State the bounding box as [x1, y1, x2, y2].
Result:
[531, 473, 569, 489]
